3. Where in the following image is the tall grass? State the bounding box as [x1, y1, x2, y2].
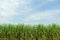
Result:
[0, 24, 60, 40]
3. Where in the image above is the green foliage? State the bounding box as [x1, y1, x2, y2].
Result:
[0, 24, 60, 40]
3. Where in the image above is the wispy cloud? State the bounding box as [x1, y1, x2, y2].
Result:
[23, 9, 60, 24]
[0, 0, 60, 24]
[32, 0, 57, 8]
[0, 0, 20, 23]
[0, 0, 32, 23]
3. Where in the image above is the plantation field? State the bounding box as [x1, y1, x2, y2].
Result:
[0, 24, 60, 40]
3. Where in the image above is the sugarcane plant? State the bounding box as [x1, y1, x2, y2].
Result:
[0, 24, 60, 40]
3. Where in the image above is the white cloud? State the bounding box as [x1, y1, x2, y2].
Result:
[0, 0, 31, 23]
[0, 0, 20, 17]
[24, 9, 60, 22]
[17, 0, 33, 15]
[0, 0, 20, 23]
[0, 0, 59, 24]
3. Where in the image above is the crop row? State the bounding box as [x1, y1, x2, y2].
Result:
[0, 24, 60, 40]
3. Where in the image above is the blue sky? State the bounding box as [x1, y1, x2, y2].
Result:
[0, 0, 60, 24]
